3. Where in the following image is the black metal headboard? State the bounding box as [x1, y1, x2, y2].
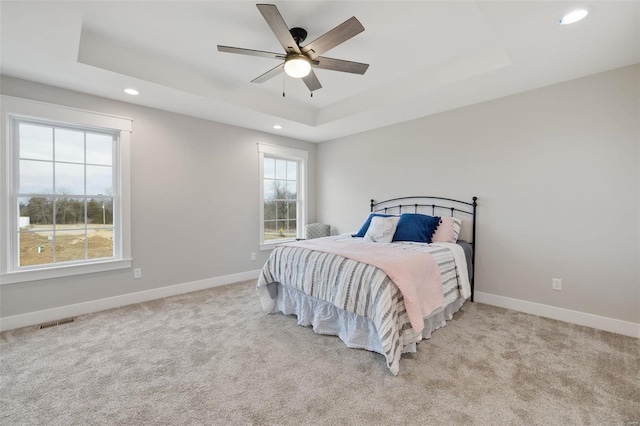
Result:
[370, 196, 478, 302]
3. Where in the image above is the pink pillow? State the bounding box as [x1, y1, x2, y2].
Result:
[432, 217, 462, 243]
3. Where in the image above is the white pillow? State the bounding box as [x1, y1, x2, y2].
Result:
[364, 216, 400, 243]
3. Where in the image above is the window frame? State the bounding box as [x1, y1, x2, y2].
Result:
[1, 95, 132, 284]
[258, 143, 307, 251]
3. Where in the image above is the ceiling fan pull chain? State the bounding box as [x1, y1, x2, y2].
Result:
[282, 72, 286, 97]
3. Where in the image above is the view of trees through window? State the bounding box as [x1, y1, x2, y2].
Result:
[263, 157, 298, 241]
[16, 121, 116, 267]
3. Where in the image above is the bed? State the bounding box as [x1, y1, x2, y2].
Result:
[256, 196, 478, 375]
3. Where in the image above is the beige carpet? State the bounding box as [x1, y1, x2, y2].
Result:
[1, 280, 638, 425]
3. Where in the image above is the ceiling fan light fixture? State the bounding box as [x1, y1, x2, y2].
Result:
[559, 9, 588, 25]
[284, 55, 311, 78]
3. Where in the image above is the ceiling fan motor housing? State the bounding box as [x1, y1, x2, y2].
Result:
[289, 27, 307, 45]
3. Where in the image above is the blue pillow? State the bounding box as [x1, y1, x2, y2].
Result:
[392, 214, 441, 243]
[353, 213, 395, 238]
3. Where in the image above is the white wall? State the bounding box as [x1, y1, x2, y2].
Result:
[2, 65, 638, 331]
[317, 65, 640, 325]
[0, 76, 316, 318]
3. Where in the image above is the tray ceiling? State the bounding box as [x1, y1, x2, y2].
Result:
[1, 1, 638, 142]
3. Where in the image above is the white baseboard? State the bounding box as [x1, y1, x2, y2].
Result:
[0, 269, 261, 332]
[474, 291, 640, 339]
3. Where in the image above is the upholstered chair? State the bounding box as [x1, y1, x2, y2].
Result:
[304, 223, 331, 239]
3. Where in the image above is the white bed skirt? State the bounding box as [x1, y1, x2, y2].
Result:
[275, 284, 467, 357]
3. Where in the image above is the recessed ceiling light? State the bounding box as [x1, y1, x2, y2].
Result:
[124, 88, 140, 95]
[273, 125, 282, 130]
[559, 9, 588, 25]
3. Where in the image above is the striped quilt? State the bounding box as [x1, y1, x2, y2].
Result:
[256, 236, 465, 375]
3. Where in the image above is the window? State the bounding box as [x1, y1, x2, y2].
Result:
[258, 143, 307, 250]
[263, 157, 298, 240]
[1, 96, 132, 284]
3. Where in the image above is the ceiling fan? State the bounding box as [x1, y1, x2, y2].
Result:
[217, 4, 369, 93]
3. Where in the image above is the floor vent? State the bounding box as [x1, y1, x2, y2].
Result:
[39, 318, 75, 329]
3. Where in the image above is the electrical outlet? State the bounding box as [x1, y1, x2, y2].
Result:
[251, 252, 256, 261]
[134, 268, 142, 279]
[552, 278, 562, 291]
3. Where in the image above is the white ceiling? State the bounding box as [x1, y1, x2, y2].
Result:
[1, 1, 638, 143]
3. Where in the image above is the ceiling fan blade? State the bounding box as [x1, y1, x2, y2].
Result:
[301, 16, 364, 59]
[314, 57, 369, 75]
[217, 45, 284, 60]
[251, 63, 284, 84]
[302, 70, 322, 92]
[256, 4, 301, 55]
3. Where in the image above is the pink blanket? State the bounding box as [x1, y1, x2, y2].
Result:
[284, 238, 444, 333]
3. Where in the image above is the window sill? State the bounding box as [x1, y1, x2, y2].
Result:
[259, 239, 297, 251]
[0, 258, 132, 285]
